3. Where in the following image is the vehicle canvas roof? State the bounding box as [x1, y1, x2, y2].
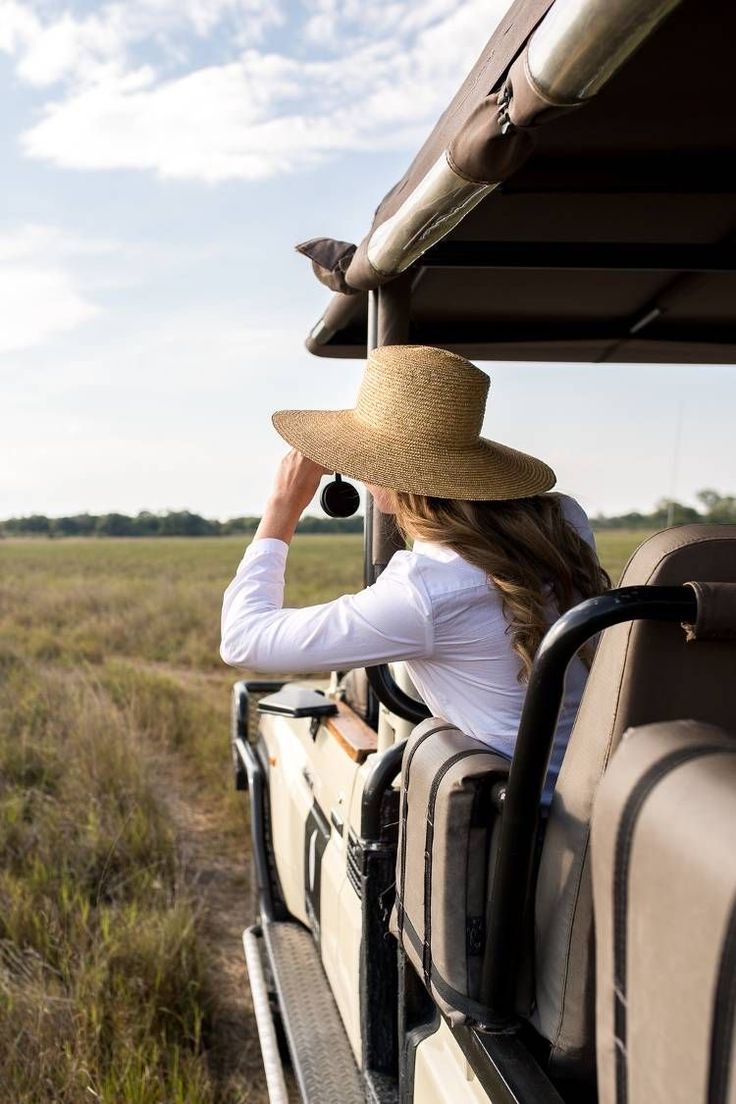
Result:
[302, 0, 736, 364]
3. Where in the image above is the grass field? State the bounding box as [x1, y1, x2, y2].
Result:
[0, 530, 648, 1102]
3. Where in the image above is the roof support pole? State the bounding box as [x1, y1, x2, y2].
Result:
[364, 278, 431, 728]
[363, 290, 379, 591]
[366, 275, 412, 580]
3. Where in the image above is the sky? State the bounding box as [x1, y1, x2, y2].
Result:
[1, 0, 734, 522]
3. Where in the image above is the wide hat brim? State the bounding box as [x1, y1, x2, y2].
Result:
[272, 408, 556, 500]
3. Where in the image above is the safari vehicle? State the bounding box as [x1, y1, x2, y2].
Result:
[230, 1, 736, 1101]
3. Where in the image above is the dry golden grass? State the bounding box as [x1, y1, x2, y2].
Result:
[0, 657, 217, 1102]
[0, 529, 642, 1101]
[0, 536, 344, 1103]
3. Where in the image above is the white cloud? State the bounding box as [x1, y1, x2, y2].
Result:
[302, 0, 468, 50]
[4, 0, 510, 182]
[0, 267, 99, 354]
[0, 225, 102, 353]
[0, 0, 38, 53]
[2, 0, 284, 87]
[0, 223, 120, 261]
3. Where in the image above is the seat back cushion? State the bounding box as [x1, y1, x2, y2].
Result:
[391, 717, 510, 1025]
[532, 524, 736, 1077]
[592, 720, 736, 1104]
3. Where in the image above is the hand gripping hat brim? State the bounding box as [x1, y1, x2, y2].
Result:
[272, 345, 556, 501]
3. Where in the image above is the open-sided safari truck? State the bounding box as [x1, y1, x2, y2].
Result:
[230, 1, 736, 1101]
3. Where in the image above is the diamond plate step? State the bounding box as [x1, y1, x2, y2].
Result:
[262, 920, 365, 1104]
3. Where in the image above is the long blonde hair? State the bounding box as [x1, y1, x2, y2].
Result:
[393, 492, 611, 681]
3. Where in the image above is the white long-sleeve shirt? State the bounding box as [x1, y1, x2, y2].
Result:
[220, 494, 596, 792]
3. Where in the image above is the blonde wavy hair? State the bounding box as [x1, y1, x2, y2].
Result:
[392, 491, 611, 682]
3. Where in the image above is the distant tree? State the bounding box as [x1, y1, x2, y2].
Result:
[297, 515, 363, 534]
[594, 500, 698, 530]
[593, 510, 651, 530]
[53, 517, 78, 537]
[220, 516, 260, 535]
[77, 514, 97, 536]
[652, 498, 701, 526]
[134, 510, 161, 536]
[158, 511, 219, 537]
[53, 514, 96, 537]
[22, 515, 52, 535]
[696, 489, 736, 523]
[96, 513, 135, 536]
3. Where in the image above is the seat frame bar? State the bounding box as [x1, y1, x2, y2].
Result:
[482, 583, 697, 1015]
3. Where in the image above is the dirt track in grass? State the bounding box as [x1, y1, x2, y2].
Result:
[154, 751, 269, 1103]
[120, 653, 273, 1101]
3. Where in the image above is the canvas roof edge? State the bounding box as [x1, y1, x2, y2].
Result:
[303, 0, 687, 356]
[300, 0, 555, 309]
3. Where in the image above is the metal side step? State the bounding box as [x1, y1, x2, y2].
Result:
[261, 920, 366, 1104]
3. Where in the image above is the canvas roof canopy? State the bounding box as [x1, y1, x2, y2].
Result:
[301, 0, 736, 364]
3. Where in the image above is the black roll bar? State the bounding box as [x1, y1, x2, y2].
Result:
[360, 736, 408, 840]
[365, 665, 430, 727]
[235, 735, 276, 921]
[232, 680, 285, 922]
[481, 583, 698, 1017]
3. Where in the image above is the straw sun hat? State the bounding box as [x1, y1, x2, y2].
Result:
[272, 345, 555, 500]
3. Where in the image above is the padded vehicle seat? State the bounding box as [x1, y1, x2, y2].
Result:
[591, 719, 736, 1104]
[531, 524, 736, 1079]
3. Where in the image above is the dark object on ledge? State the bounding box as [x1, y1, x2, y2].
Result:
[257, 686, 338, 720]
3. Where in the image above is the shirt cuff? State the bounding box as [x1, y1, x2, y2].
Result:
[238, 536, 290, 572]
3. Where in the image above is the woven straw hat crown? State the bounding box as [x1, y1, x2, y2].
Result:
[355, 345, 487, 445]
[272, 344, 555, 500]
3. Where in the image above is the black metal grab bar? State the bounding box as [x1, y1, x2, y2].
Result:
[231, 680, 285, 921]
[365, 664, 430, 726]
[481, 584, 698, 1016]
[235, 736, 275, 921]
[361, 736, 408, 840]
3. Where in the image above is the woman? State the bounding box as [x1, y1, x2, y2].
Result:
[220, 345, 609, 793]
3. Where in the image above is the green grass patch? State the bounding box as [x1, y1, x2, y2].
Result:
[593, 527, 657, 582]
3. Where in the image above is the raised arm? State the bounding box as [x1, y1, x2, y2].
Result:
[219, 540, 432, 672]
[219, 449, 433, 673]
[252, 448, 330, 545]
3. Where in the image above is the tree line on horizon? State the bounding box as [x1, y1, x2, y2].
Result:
[0, 509, 364, 538]
[1, 489, 734, 538]
[590, 489, 736, 528]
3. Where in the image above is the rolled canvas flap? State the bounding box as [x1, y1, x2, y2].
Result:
[682, 580, 736, 641]
[447, 92, 535, 184]
[505, 48, 582, 129]
[340, 236, 387, 292]
[297, 0, 560, 293]
[295, 237, 358, 295]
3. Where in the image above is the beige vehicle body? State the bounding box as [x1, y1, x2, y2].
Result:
[233, 1, 736, 1101]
